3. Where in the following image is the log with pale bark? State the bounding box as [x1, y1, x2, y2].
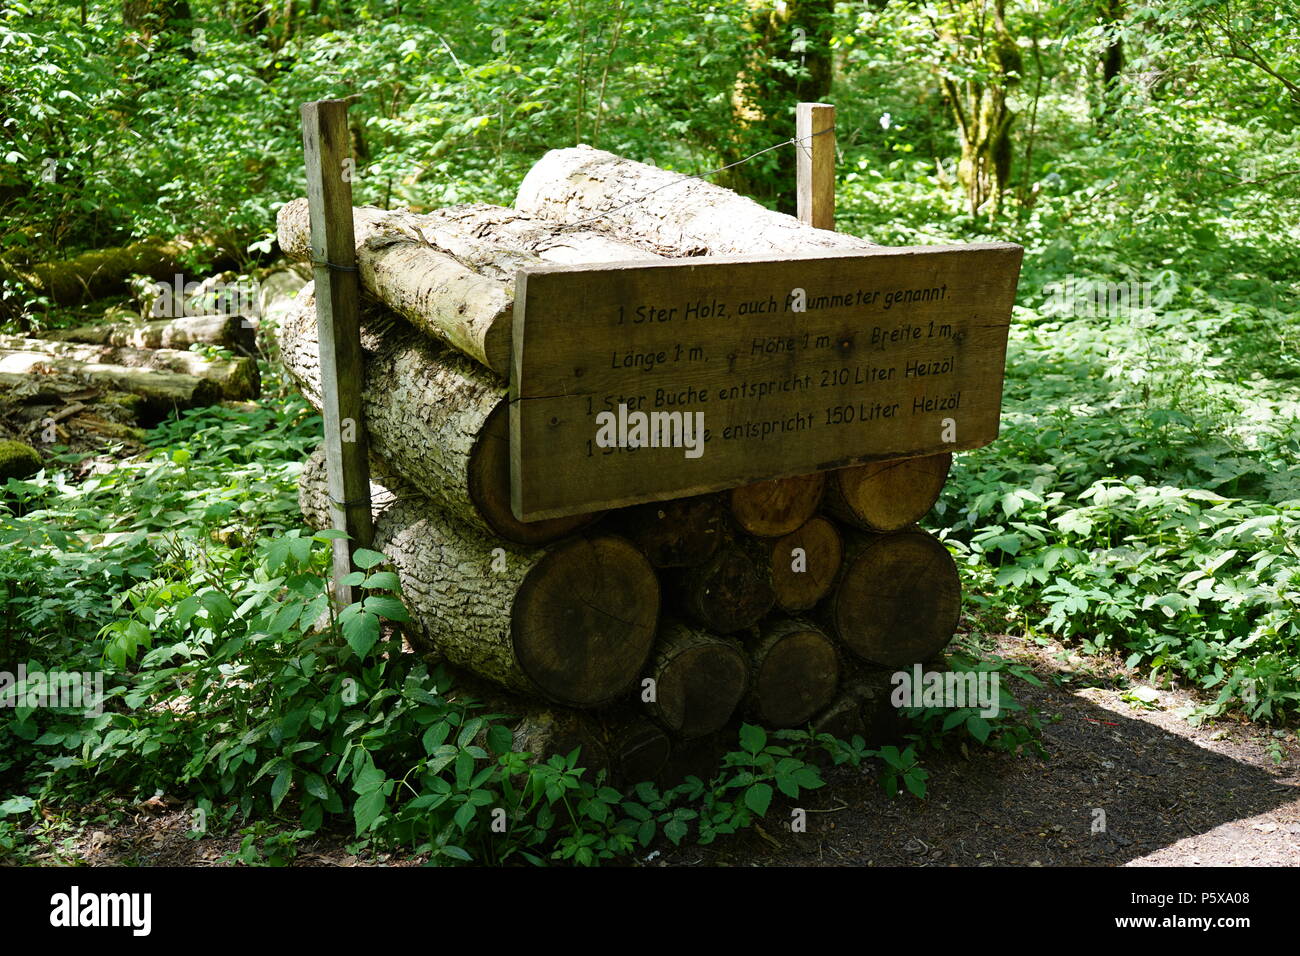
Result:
[824, 529, 962, 667]
[299, 467, 661, 706]
[728, 472, 826, 538]
[824, 453, 953, 532]
[515, 145, 877, 257]
[276, 198, 658, 376]
[747, 617, 841, 729]
[46, 314, 256, 355]
[280, 289, 596, 545]
[0, 335, 258, 401]
[644, 621, 749, 739]
[0, 350, 219, 411]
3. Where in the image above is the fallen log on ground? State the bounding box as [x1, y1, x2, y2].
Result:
[0, 236, 236, 307]
[0, 352, 219, 412]
[0, 335, 258, 401]
[276, 199, 657, 376]
[46, 314, 256, 354]
[746, 617, 841, 728]
[280, 289, 597, 545]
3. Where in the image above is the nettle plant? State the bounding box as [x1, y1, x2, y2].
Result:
[6, 528, 933, 866]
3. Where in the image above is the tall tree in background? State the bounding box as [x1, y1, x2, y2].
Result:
[933, 0, 1021, 217]
[724, 0, 834, 208]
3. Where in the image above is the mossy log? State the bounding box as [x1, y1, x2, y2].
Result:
[644, 621, 749, 739]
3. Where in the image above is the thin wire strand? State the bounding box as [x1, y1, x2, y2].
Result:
[559, 125, 834, 231]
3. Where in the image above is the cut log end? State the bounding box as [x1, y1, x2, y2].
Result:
[647, 623, 748, 739]
[750, 619, 840, 728]
[669, 545, 774, 635]
[513, 535, 660, 707]
[830, 530, 962, 666]
[827, 453, 952, 532]
[768, 515, 843, 611]
[611, 494, 725, 568]
[729, 472, 826, 537]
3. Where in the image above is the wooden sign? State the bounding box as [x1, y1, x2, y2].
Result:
[510, 243, 1023, 521]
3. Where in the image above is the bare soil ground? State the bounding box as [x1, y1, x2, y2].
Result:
[30, 633, 1300, 868]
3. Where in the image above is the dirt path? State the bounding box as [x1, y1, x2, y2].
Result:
[38, 634, 1300, 868]
[655, 634, 1300, 867]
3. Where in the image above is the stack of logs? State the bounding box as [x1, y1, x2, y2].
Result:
[0, 313, 262, 457]
[284, 145, 961, 784]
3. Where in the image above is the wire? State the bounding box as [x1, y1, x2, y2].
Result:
[559, 125, 834, 230]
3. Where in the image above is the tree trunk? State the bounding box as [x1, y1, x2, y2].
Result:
[760, 514, 843, 611]
[0, 335, 259, 401]
[298, 443, 406, 529]
[665, 542, 775, 635]
[608, 494, 726, 568]
[47, 314, 256, 354]
[823, 453, 952, 532]
[644, 621, 749, 739]
[729, 472, 826, 538]
[824, 529, 961, 666]
[747, 617, 840, 728]
[515, 145, 875, 256]
[279, 290, 597, 545]
[307, 487, 661, 707]
[276, 199, 658, 376]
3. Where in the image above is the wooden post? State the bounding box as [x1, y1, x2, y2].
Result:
[300, 98, 373, 606]
[796, 102, 836, 230]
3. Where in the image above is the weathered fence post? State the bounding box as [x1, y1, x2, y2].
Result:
[796, 102, 836, 230]
[300, 98, 373, 606]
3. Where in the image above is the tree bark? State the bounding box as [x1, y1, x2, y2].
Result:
[644, 621, 749, 739]
[0, 335, 258, 401]
[823, 453, 952, 532]
[759, 514, 843, 611]
[824, 529, 961, 666]
[729, 471, 826, 537]
[302, 485, 661, 707]
[276, 199, 658, 376]
[279, 289, 597, 545]
[515, 145, 875, 256]
[46, 314, 256, 354]
[747, 617, 840, 728]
